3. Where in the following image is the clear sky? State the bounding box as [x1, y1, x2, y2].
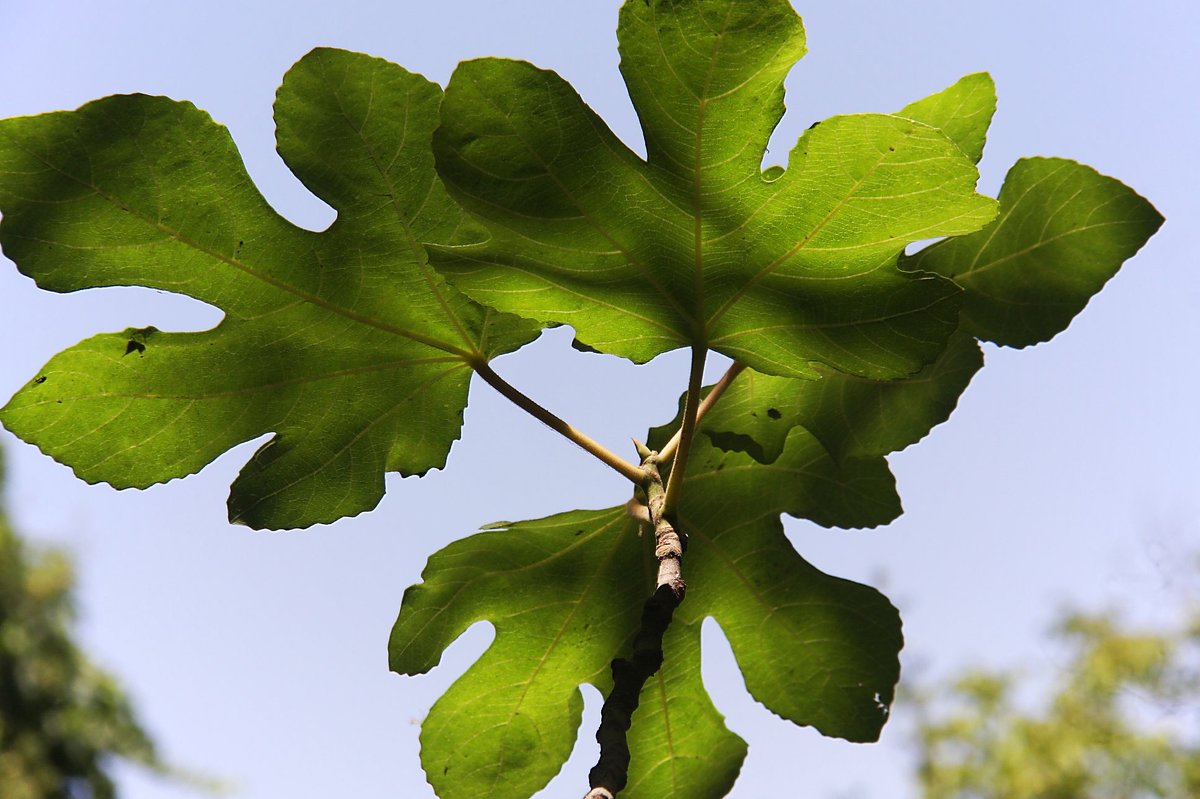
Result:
[1, 1, 1197, 797]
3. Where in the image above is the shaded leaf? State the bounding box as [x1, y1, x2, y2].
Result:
[0, 48, 539, 529]
[681, 430, 901, 531]
[430, 0, 996, 380]
[390, 431, 901, 798]
[904, 157, 1163, 347]
[701, 330, 983, 465]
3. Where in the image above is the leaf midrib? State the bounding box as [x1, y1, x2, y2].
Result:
[704, 140, 897, 330]
[687, 2, 737, 329]
[459, 67, 698, 330]
[28, 355, 461, 403]
[9, 133, 478, 361]
[321, 59, 485, 357]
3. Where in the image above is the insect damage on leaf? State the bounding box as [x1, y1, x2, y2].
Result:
[0, 1, 1163, 799]
[121, 326, 157, 357]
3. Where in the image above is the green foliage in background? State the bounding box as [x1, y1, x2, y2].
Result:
[0, 1, 1162, 797]
[910, 606, 1200, 798]
[0, 457, 165, 799]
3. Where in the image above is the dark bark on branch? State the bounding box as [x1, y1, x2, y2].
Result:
[586, 458, 686, 798]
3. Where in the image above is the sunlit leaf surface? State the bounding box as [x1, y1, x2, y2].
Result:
[905, 158, 1162, 347]
[391, 431, 901, 799]
[430, 0, 996, 380]
[0, 49, 539, 529]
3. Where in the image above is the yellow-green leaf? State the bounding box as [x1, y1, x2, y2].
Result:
[0, 49, 539, 529]
[904, 157, 1163, 347]
[390, 431, 901, 798]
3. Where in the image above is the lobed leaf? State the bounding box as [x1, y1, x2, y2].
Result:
[430, 0, 997, 380]
[676, 436, 902, 742]
[390, 429, 901, 798]
[390, 508, 646, 799]
[622, 617, 747, 798]
[389, 503, 745, 799]
[0, 49, 539, 529]
[904, 157, 1163, 347]
[700, 330, 983, 465]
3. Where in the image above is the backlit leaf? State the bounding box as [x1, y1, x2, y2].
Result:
[899, 72, 996, 164]
[678, 438, 902, 742]
[390, 508, 644, 799]
[623, 617, 747, 798]
[430, 0, 996, 380]
[390, 431, 901, 798]
[904, 157, 1163, 347]
[0, 49, 539, 529]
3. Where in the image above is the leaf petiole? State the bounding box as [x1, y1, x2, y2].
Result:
[657, 360, 747, 465]
[470, 361, 647, 485]
[660, 345, 709, 517]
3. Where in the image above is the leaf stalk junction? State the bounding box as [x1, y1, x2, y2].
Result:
[478, 346, 744, 798]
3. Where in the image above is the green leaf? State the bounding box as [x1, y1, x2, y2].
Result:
[0, 48, 539, 529]
[389, 505, 747, 799]
[390, 508, 648, 799]
[701, 330, 983, 465]
[899, 72, 996, 164]
[430, 0, 997, 380]
[390, 430, 900, 798]
[622, 617, 747, 798]
[677, 438, 903, 742]
[903, 157, 1163, 347]
[681, 430, 901, 531]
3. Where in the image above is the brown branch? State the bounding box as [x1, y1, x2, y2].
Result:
[586, 457, 686, 798]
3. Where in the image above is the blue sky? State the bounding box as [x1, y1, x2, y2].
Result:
[1, 1, 1197, 797]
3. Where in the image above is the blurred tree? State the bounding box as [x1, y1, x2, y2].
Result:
[0, 453, 167, 799]
[910, 603, 1200, 799]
